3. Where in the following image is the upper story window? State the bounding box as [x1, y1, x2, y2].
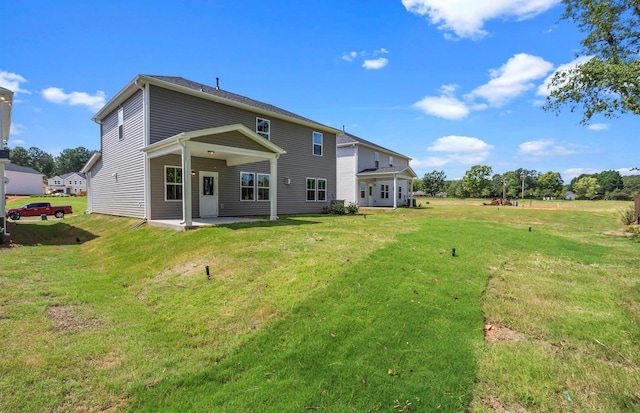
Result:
[256, 118, 270, 140]
[118, 108, 124, 141]
[165, 166, 183, 201]
[389, 156, 393, 167]
[374, 152, 379, 168]
[313, 132, 323, 156]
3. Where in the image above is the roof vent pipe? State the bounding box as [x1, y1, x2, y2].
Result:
[216, 77, 220, 90]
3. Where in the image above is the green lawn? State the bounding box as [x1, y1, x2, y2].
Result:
[1, 199, 638, 412]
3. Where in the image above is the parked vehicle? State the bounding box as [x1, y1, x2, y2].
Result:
[6, 202, 73, 220]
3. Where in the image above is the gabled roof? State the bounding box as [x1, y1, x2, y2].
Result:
[93, 75, 341, 135]
[337, 132, 412, 160]
[60, 172, 86, 179]
[5, 163, 42, 175]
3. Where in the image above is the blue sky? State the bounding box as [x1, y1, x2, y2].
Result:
[1, 0, 637, 181]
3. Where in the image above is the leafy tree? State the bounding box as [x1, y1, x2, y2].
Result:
[9, 146, 31, 166]
[447, 180, 469, 198]
[622, 174, 640, 196]
[421, 170, 447, 195]
[27, 146, 55, 178]
[544, 0, 640, 124]
[462, 165, 493, 198]
[595, 169, 624, 194]
[53, 147, 95, 176]
[573, 176, 601, 199]
[536, 171, 564, 198]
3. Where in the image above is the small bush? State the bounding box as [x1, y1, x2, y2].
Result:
[331, 203, 346, 215]
[346, 202, 359, 215]
[617, 205, 637, 225]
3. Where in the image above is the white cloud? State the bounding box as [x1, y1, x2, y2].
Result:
[362, 57, 389, 70]
[0, 70, 30, 94]
[413, 84, 470, 119]
[374, 48, 389, 55]
[469, 53, 554, 107]
[518, 139, 579, 157]
[588, 123, 608, 131]
[42, 87, 106, 112]
[9, 139, 25, 147]
[419, 135, 494, 167]
[618, 167, 640, 176]
[401, 0, 561, 40]
[342, 51, 358, 62]
[9, 123, 24, 136]
[563, 167, 600, 181]
[537, 56, 592, 97]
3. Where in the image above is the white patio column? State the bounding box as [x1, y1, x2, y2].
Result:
[0, 163, 7, 235]
[180, 141, 192, 227]
[269, 156, 278, 220]
[393, 173, 398, 209]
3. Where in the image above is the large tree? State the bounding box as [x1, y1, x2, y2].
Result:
[53, 147, 95, 176]
[421, 170, 447, 195]
[9, 146, 31, 166]
[544, 0, 640, 124]
[27, 146, 55, 178]
[462, 165, 493, 198]
[573, 176, 602, 199]
[536, 171, 564, 198]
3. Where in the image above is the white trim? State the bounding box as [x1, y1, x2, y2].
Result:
[312, 131, 323, 157]
[256, 117, 270, 140]
[240, 171, 255, 202]
[257, 173, 271, 202]
[164, 165, 183, 202]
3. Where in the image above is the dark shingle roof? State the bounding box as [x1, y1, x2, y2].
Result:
[5, 164, 42, 175]
[146, 75, 331, 129]
[60, 172, 86, 179]
[358, 166, 412, 174]
[338, 132, 410, 159]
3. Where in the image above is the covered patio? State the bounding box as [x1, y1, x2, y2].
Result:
[141, 124, 286, 228]
[357, 166, 418, 209]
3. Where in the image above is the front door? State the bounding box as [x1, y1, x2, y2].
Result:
[368, 184, 374, 207]
[199, 171, 218, 217]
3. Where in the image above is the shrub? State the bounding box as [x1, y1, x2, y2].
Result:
[617, 205, 637, 225]
[346, 202, 359, 215]
[331, 203, 346, 215]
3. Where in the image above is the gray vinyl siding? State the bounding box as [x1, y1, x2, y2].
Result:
[149, 85, 337, 216]
[90, 90, 146, 218]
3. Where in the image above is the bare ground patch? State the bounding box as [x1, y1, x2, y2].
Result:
[484, 320, 523, 344]
[46, 305, 102, 332]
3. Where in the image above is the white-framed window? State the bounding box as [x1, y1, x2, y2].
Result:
[374, 152, 379, 168]
[318, 179, 327, 201]
[256, 118, 270, 140]
[389, 156, 393, 167]
[306, 177, 316, 201]
[257, 173, 270, 201]
[118, 107, 124, 141]
[380, 184, 389, 199]
[360, 182, 366, 198]
[165, 166, 183, 201]
[241, 172, 255, 201]
[313, 132, 323, 156]
[306, 177, 327, 201]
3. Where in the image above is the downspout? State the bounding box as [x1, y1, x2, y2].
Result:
[135, 79, 151, 221]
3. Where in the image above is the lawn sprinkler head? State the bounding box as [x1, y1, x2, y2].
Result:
[205, 265, 210, 280]
[452, 248, 456, 257]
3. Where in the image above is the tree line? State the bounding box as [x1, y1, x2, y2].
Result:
[416, 166, 640, 201]
[8, 146, 96, 179]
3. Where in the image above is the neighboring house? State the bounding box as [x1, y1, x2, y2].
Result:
[81, 75, 340, 228]
[47, 172, 87, 195]
[336, 132, 417, 208]
[4, 163, 43, 195]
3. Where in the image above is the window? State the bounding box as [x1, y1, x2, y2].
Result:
[256, 118, 270, 140]
[313, 132, 323, 156]
[118, 107, 124, 140]
[360, 182, 366, 198]
[306, 178, 316, 201]
[241, 172, 255, 201]
[381, 184, 389, 199]
[398, 186, 402, 199]
[317, 179, 327, 201]
[374, 152, 379, 168]
[257, 173, 270, 201]
[165, 166, 183, 201]
[306, 177, 327, 201]
[389, 156, 393, 167]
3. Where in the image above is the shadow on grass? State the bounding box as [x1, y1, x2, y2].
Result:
[220, 215, 326, 230]
[1, 219, 98, 246]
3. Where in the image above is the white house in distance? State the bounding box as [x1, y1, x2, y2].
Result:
[5, 164, 44, 195]
[47, 172, 87, 195]
[336, 132, 417, 208]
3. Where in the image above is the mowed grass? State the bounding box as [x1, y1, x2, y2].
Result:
[0, 199, 638, 412]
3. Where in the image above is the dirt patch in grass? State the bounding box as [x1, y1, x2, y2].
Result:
[46, 305, 102, 332]
[484, 320, 522, 344]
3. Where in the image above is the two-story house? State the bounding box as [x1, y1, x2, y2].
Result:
[81, 75, 340, 229]
[5, 164, 44, 195]
[47, 172, 86, 195]
[336, 132, 417, 208]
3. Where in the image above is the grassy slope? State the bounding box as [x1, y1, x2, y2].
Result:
[1, 199, 638, 412]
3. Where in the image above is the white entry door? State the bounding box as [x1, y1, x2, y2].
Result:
[199, 171, 218, 217]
